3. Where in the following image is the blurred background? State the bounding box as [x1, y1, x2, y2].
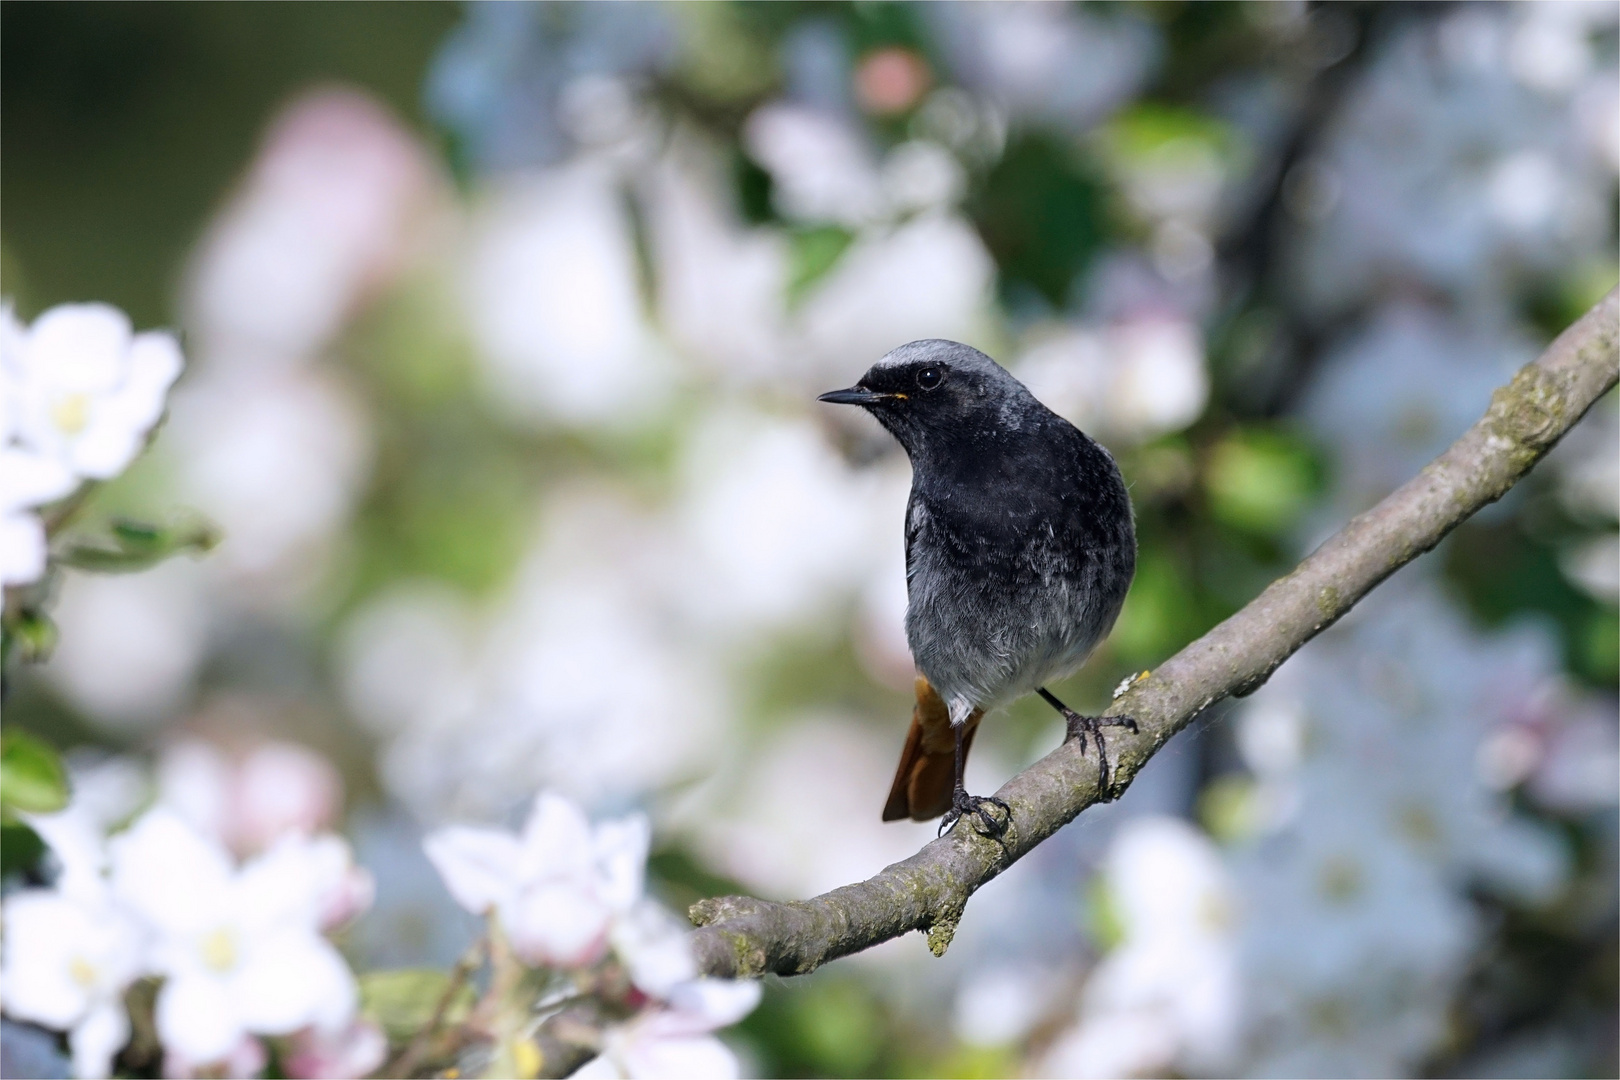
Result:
[3, 2, 1616, 1076]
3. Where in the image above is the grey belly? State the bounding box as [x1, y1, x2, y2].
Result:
[905, 558, 1121, 723]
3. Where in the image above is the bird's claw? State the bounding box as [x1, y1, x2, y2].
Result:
[1062, 712, 1137, 796]
[939, 790, 1011, 838]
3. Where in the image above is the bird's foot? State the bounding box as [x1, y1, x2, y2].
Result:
[1062, 712, 1138, 796]
[938, 788, 1011, 838]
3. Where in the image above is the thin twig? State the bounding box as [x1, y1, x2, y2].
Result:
[688, 288, 1620, 979]
[381, 938, 486, 1079]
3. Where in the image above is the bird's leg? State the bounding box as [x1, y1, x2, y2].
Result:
[1037, 688, 1138, 795]
[938, 722, 1011, 838]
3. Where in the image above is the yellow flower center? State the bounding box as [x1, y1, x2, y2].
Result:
[50, 393, 90, 435]
[201, 927, 238, 973]
[69, 956, 97, 988]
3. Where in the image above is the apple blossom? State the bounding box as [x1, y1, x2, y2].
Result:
[2, 302, 183, 481]
[571, 979, 762, 1080]
[284, 1019, 389, 1080]
[423, 791, 648, 967]
[109, 809, 362, 1066]
[0, 889, 143, 1079]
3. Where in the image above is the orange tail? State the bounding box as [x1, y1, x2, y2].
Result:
[883, 676, 983, 822]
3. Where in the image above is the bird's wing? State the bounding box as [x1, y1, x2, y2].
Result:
[904, 489, 922, 583]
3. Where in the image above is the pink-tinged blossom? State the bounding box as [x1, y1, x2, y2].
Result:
[159, 738, 346, 856]
[424, 791, 648, 968]
[284, 1019, 388, 1079]
[572, 979, 762, 1080]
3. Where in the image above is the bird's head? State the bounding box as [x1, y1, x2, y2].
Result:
[818, 339, 1040, 455]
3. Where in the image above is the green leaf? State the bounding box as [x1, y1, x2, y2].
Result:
[57, 515, 221, 573]
[1205, 428, 1323, 536]
[1, 731, 70, 815]
[1, 822, 48, 879]
[360, 968, 474, 1044]
[2, 608, 58, 666]
[787, 226, 855, 306]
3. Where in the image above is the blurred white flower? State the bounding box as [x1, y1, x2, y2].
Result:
[797, 214, 994, 385]
[159, 738, 345, 857]
[22, 757, 148, 903]
[1293, 10, 1613, 316]
[110, 809, 360, 1066]
[184, 88, 447, 371]
[1548, 392, 1617, 524]
[424, 791, 649, 968]
[742, 103, 884, 226]
[167, 367, 371, 590]
[954, 964, 1067, 1048]
[1015, 317, 1208, 445]
[283, 1018, 388, 1080]
[1, 302, 183, 480]
[1039, 817, 1239, 1079]
[927, 3, 1160, 131]
[1527, 697, 1620, 813]
[880, 140, 966, 215]
[643, 138, 790, 381]
[0, 447, 75, 585]
[1486, 150, 1562, 232]
[1298, 303, 1530, 516]
[346, 491, 731, 821]
[466, 164, 676, 427]
[693, 715, 953, 900]
[1559, 533, 1619, 603]
[1230, 577, 1575, 1074]
[610, 900, 702, 999]
[0, 890, 143, 1079]
[674, 411, 885, 636]
[336, 580, 481, 740]
[43, 558, 210, 731]
[162, 1035, 267, 1080]
[573, 979, 761, 1080]
[1507, 2, 1602, 95]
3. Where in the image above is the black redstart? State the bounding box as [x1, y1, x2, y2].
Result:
[819, 339, 1137, 835]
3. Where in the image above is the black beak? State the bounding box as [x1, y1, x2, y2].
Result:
[817, 386, 901, 406]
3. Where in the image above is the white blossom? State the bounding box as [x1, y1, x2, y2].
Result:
[1, 302, 182, 480]
[1, 890, 143, 1079]
[1038, 817, 1240, 1079]
[109, 809, 362, 1066]
[465, 163, 676, 427]
[572, 979, 761, 1080]
[424, 791, 649, 968]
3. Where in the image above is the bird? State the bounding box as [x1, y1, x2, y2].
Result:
[818, 339, 1137, 835]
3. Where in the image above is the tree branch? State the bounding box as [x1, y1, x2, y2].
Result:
[688, 288, 1619, 979]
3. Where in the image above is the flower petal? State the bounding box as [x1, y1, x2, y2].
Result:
[0, 510, 49, 586]
[233, 930, 356, 1036]
[25, 304, 130, 393]
[422, 825, 522, 915]
[665, 980, 762, 1030]
[0, 448, 75, 511]
[507, 881, 612, 968]
[517, 791, 595, 881]
[610, 901, 696, 999]
[593, 814, 650, 913]
[156, 972, 246, 1065]
[110, 809, 234, 940]
[621, 1033, 742, 1079]
[69, 999, 130, 1080]
[0, 892, 95, 1028]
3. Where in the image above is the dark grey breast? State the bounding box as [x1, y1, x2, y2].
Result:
[853, 340, 1137, 719]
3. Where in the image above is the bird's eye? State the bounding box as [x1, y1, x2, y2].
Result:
[916, 366, 944, 391]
